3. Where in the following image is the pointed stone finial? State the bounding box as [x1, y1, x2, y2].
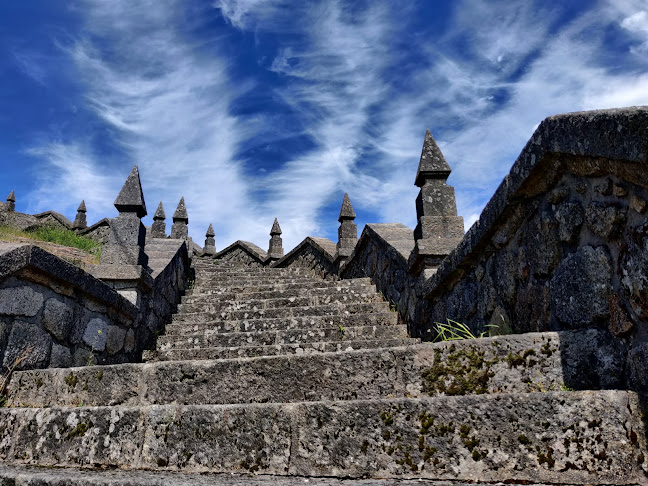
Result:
[409, 130, 464, 275]
[153, 202, 166, 221]
[151, 201, 167, 238]
[173, 197, 188, 222]
[203, 223, 216, 256]
[114, 166, 147, 217]
[72, 200, 87, 230]
[415, 130, 451, 187]
[336, 193, 358, 261]
[270, 218, 282, 235]
[338, 193, 356, 222]
[170, 197, 189, 239]
[268, 218, 284, 260]
[5, 190, 15, 211]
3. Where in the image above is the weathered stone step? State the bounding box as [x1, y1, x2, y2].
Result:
[9, 330, 624, 408]
[172, 302, 393, 323]
[0, 465, 547, 486]
[186, 277, 372, 296]
[164, 312, 399, 335]
[157, 325, 408, 349]
[145, 338, 418, 361]
[176, 292, 382, 315]
[182, 283, 377, 304]
[192, 266, 314, 276]
[0, 391, 643, 483]
[192, 276, 329, 288]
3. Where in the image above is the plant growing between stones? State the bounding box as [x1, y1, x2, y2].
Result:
[87, 328, 103, 366]
[433, 319, 497, 342]
[0, 347, 32, 407]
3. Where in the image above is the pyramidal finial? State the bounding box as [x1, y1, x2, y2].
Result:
[338, 193, 356, 222]
[270, 218, 282, 235]
[6, 190, 15, 202]
[114, 165, 147, 217]
[415, 129, 451, 187]
[77, 200, 86, 213]
[206, 223, 215, 237]
[154, 201, 166, 220]
[173, 197, 188, 222]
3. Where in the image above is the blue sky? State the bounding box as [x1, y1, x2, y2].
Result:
[1, 1, 648, 251]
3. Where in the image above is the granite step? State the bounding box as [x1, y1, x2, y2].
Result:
[0, 465, 567, 486]
[0, 391, 643, 484]
[182, 283, 377, 304]
[156, 324, 409, 349]
[186, 277, 373, 296]
[192, 276, 330, 288]
[171, 302, 393, 323]
[144, 338, 419, 361]
[164, 312, 400, 335]
[9, 330, 625, 408]
[176, 292, 382, 315]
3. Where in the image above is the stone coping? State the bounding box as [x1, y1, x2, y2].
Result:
[273, 236, 336, 268]
[424, 105, 648, 298]
[0, 243, 137, 319]
[31, 211, 72, 229]
[215, 240, 267, 263]
[77, 217, 111, 236]
[340, 223, 414, 276]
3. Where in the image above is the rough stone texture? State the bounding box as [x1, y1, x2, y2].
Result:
[151, 201, 167, 239]
[0, 392, 643, 483]
[77, 218, 111, 245]
[336, 194, 358, 260]
[203, 223, 216, 256]
[82, 318, 109, 351]
[106, 325, 126, 355]
[41, 298, 73, 341]
[274, 237, 337, 279]
[100, 213, 148, 267]
[170, 197, 188, 239]
[0, 286, 43, 317]
[3, 320, 52, 370]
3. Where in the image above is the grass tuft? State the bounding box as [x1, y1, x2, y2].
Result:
[433, 319, 497, 342]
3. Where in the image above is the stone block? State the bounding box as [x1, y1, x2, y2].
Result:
[414, 215, 464, 240]
[551, 246, 612, 328]
[41, 298, 73, 341]
[106, 325, 127, 356]
[3, 321, 52, 370]
[415, 181, 457, 217]
[0, 286, 44, 317]
[83, 318, 109, 351]
[124, 329, 136, 353]
[49, 342, 72, 368]
[585, 201, 628, 238]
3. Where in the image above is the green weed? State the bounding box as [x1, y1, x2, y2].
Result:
[433, 319, 497, 342]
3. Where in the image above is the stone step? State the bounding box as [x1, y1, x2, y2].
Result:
[171, 302, 393, 323]
[164, 312, 400, 335]
[192, 265, 316, 276]
[182, 283, 377, 304]
[176, 292, 382, 315]
[9, 330, 625, 408]
[0, 391, 643, 483]
[145, 338, 419, 361]
[0, 465, 546, 486]
[156, 325, 409, 349]
[186, 277, 373, 296]
[192, 277, 329, 289]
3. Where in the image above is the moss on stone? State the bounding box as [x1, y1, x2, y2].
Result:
[64, 372, 77, 389]
[65, 421, 91, 440]
[421, 346, 496, 396]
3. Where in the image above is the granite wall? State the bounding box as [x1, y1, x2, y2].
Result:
[274, 237, 338, 280]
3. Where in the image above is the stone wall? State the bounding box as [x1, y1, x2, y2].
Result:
[215, 242, 266, 267]
[0, 243, 139, 370]
[78, 219, 111, 245]
[274, 237, 338, 280]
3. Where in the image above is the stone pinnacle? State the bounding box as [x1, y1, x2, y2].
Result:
[77, 200, 87, 213]
[270, 218, 282, 235]
[206, 223, 215, 237]
[154, 202, 166, 221]
[6, 190, 15, 202]
[173, 197, 188, 222]
[415, 129, 451, 187]
[114, 165, 147, 217]
[338, 193, 356, 222]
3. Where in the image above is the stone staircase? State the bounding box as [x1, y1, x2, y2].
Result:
[0, 259, 647, 485]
